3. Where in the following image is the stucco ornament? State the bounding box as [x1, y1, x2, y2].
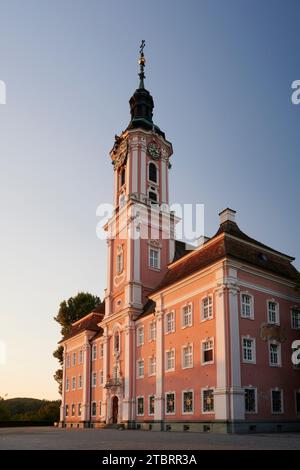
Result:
[112, 138, 128, 169]
[260, 323, 287, 343]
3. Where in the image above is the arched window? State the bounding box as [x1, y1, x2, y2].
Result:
[149, 191, 158, 203]
[149, 162, 157, 183]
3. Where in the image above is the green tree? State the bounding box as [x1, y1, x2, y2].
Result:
[0, 397, 10, 421]
[53, 292, 100, 394]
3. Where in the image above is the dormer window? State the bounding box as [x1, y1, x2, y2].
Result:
[149, 162, 157, 183]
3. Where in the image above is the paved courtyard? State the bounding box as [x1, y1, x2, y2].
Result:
[0, 427, 300, 450]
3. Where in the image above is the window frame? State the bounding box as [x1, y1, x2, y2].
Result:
[202, 388, 215, 414]
[291, 308, 300, 330]
[165, 348, 176, 372]
[92, 371, 97, 388]
[91, 401, 97, 417]
[201, 338, 214, 365]
[148, 246, 160, 270]
[148, 395, 155, 416]
[136, 325, 144, 347]
[148, 355, 156, 376]
[267, 299, 280, 325]
[268, 340, 282, 367]
[136, 359, 144, 379]
[201, 295, 213, 321]
[149, 320, 156, 341]
[165, 311, 175, 334]
[136, 396, 144, 416]
[271, 389, 284, 414]
[182, 390, 194, 415]
[244, 387, 258, 414]
[242, 336, 256, 364]
[181, 303, 193, 328]
[182, 343, 193, 369]
[240, 292, 254, 320]
[165, 391, 176, 415]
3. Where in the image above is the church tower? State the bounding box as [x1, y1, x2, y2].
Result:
[100, 42, 176, 425]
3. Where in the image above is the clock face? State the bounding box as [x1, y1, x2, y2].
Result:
[147, 142, 161, 160]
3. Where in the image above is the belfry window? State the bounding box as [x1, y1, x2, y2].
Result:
[149, 163, 157, 183]
[149, 191, 158, 203]
[114, 331, 120, 353]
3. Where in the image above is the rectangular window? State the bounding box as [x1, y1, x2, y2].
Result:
[99, 370, 104, 385]
[149, 395, 155, 416]
[165, 312, 175, 333]
[245, 388, 257, 413]
[183, 391, 194, 414]
[296, 391, 300, 415]
[271, 390, 283, 414]
[72, 352, 76, 367]
[92, 372, 97, 387]
[78, 375, 82, 389]
[165, 392, 175, 414]
[202, 389, 214, 413]
[66, 377, 69, 392]
[202, 339, 214, 364]
[291, 308, 300, 330]
[149, 321, 156, 341]
[91, 401, 97, 417]
[92, 345, 97, 361]
[165, 349, 175, 372]
[137, 326, 144, 346]
[137, 397, 144, 416]
[149, 248, 160, 269]
[78, 403, 81, 417]
[79, 350, 83, 364]
[202, 296, 213, 320]
[99, 401, 102, 416]
[242, 337, 255, 363]
[66, 354, 70, 368]
[65, 404, 69, 417]
[182, 344, 193, 369]
[71, 404, 75, 416]
[268, 301, 279, 324]
[241, 294, 253, 319]
[149, 356, 156, 376]
[269, 342, 281, 366]
[182, 304, 192, 327]
[99, 343, 104, 358]
[72, 376, 76, 390]
[137, 359, 144, 378]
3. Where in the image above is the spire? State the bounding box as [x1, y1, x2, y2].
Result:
[127, 42, 165, 138]
[138, 40, 146, 89]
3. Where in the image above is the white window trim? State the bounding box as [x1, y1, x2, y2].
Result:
[181, 302, 193, 328]
[267, 299, 280, 325]
[92, 345, 97, 361]
[240, 291, 255, 320]
[71, 376, 76, 391]
[291, 307, 300, 330]
[242, 336, 256, 364]
[182, 389, 194, 415]
[136, 359, 144, 379]
[201, 338, 215, 365]
[71, 403, 76, 417]
[181, 343, 194, 369]
[78, 402, 82, 417]
[66, 377, 69, 392]
[268, 340, 282, 367]
[91, 401, 97, 417]
[271, 388, 284, 414]
[92, 371, 97, 388]
[78, 375, 82, 389]
[136, 396, 144, 416]
[99, 370, 104, 386]
[165, 348, 176, 372]
[201, 387, 215, 414]
[148, 320, 156, 342]
[99, 342, 104, 358]
[148, 246, 161, 271]
[165, 391, 176, 415]
[148, 395, 155, 416]
[136, 326, 144, 347]
[200, 295, 214, 322]
[72, 352, 76, 366]
[99, 401, 103, 417]
[148, 356, 156, 377]
[244, 386, 258, 414]
[165, 311, 176, 334]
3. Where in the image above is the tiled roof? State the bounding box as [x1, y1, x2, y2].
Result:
[60, 304, 105, 343]
[154, 221, 298, 293]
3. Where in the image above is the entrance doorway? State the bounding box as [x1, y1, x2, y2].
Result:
[112, 396, 118, 423]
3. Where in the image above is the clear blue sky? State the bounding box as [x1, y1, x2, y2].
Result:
[1, 0, 299, 399]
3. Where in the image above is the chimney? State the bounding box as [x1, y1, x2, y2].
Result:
[219, 208, 236, 224]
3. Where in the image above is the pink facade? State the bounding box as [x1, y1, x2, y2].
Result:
[59, 56, 300, 433]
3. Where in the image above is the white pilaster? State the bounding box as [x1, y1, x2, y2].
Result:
[60, 345, 66, 422]
[122, 320, 134, 422]
[102, 327, 109, 423]
[155, 308, 164, 421]
[131, 149, 138, 193]
[140, 148, 146, 195]
[82, 341, 91, 422]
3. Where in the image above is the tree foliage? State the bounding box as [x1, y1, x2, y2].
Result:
[0, 397, 60, 422]
[53, 292, 101, 394]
